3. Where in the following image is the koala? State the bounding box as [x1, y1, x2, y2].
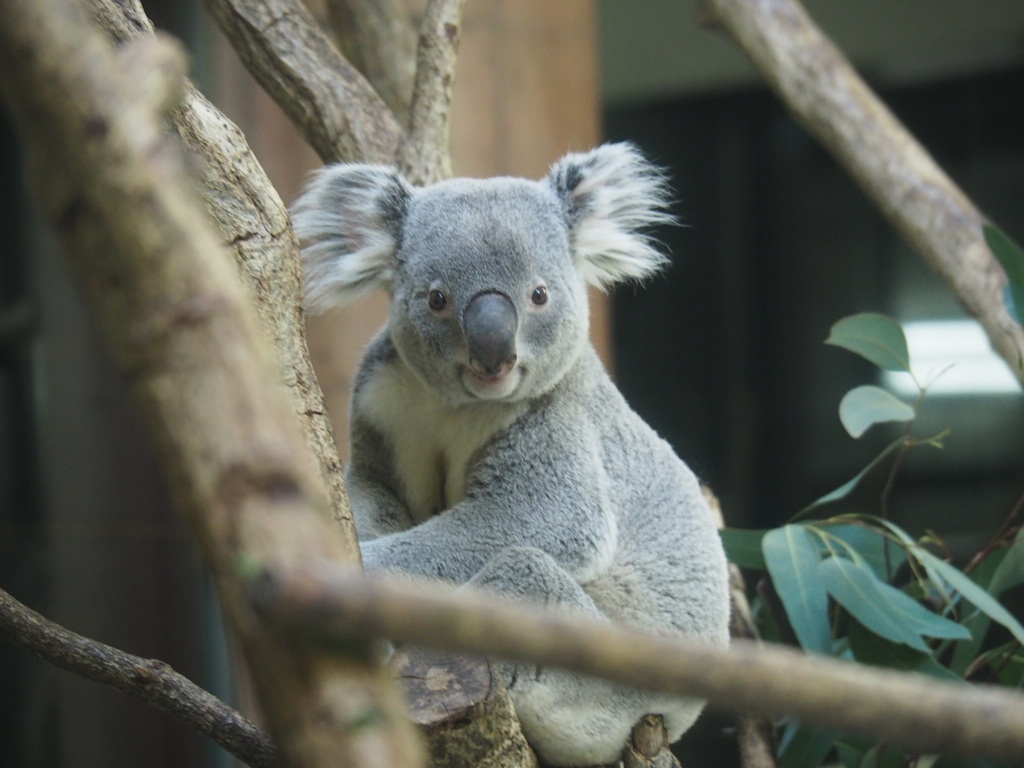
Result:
[292, 143, 730, 767]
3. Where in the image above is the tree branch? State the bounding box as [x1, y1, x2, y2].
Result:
[88, 0, 358, 541]
[200, 0, 403, 164]
[0, 0, 421, 765]
[697, 0, 1024, 384]
[0, 587, 276, 768]
[398, 0, 467, 184]
[251, 565, 1024, 765]
[324, 0, 418, 126]
[705, 488, 777, 768]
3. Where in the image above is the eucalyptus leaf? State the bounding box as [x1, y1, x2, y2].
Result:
[824, 523, 906, 580]
[839, 385, 916, 438]
[763, 525, 832, 654]
[779, 723, 837, 768]
[984, 224, 1024, 325]
[837, 743, 867, 768]
[847, 619, 963, 682]
[719, 528, 767, 569]
[826, 313, 911, 372]
[819, 557, 930, 651]
[988, 531, 1024, 596]
[913, 548, 1024, 646]
[949, 610, 991, 676]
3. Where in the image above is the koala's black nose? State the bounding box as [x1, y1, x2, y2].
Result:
[464, 291, 518, 377]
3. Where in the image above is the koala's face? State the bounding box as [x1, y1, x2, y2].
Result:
[389, 180, 590, 404]
[294, 143, 674, 404]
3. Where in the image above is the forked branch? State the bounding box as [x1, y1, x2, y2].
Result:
[201, 0, 403, 163]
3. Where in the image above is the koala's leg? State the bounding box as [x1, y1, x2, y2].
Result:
[468, 547, 689, 767]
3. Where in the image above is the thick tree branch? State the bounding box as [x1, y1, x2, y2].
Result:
[0, 587, 276, 768]
[398, 0, 467, 184]
[325, 0, 418, 125]
[88, 0, 357, 539]
[201, 0, 403, 164]
[697, 0, 1024, 384]
[0, 1, 421, 765]
[252, 565, 1024, 765]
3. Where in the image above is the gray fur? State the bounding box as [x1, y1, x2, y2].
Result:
[292, 143, 730, 767]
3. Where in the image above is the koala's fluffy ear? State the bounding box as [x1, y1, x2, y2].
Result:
[291, 164, 412, 313]
[547, 143, 674, 289]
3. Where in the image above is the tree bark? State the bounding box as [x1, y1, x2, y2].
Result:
[323, 0, 419, 126]
[0, 587, 276, 768]
[397, 0, 467, 184]
[394, 648, 538, 768]
[201, 0, 403, 164]
[87, 0, 356, 539]
[697, 0, 1024, 385]
[0, 0, 422, 765]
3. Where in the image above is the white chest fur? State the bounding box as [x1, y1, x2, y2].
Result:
[356, 362, 528, 523]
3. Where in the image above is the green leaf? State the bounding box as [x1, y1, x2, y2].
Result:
[838, 385, 916, 438]
[779, 723, 837, 768]
[824, 523, 907, 580]
[913, 548, 1024, 646]
[837, 743, 869, 768]
[819, 557, 929, 651]
[855, 745, 911, 768]
[847, 618, 963, 682]
[985, 224, 1024, 325]
[949, 609, 991, 676]
[763, 525, 831, 653]
[797, 438, 905, 516]
[989, 531, 1024, 596]
[826, 313, 911, 372]
[719, 528, 767, 569]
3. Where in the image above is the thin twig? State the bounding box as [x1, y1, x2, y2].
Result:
[0, 588, 276, 768]
[704, 486, 778, 768]
[398, 0, 467, 184]
[323, 0, 418, 124]
[250, 564, 1024, 765]
[965, 486, 1024, 575]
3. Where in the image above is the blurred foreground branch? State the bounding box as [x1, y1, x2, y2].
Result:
[252, 564, 1024, 765]
[0, 0, 422, 764]
[88, 0, 357, 538]
[698, 0, 1024, 384]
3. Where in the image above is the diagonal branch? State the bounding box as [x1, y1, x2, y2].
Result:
[0, 0, 422, 765]
[0, 587, 276, 768]
[398, 0, 467, 184]
[251, 564, 1024, 765]
[201, 0, 403, 163]
[324, 0, 418, 126]
[88, 0, 357, 539]
[697, 0, 1024, 385]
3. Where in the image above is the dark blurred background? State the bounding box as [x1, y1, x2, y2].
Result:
[2, 1, 1023, 766]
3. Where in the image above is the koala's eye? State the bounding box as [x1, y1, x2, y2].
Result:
[531, 285, 549, 306]
[428, 289, 448, 312]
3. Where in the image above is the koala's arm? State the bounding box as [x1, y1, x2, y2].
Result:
[358, 406, 618, 586]
[346, 418, 417, 541]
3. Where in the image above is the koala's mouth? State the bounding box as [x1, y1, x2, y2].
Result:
[461, 363, 522, 400]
